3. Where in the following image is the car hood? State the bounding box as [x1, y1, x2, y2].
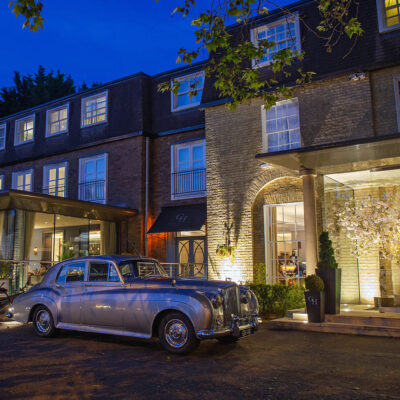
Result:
[125, 277, 239, 291]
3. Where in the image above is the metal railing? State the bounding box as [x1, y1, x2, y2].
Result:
[43, 185, 66, 197]
[79, 180, 105, 202]
[160, 262, 207, 279]
[172, 168, 206, 197]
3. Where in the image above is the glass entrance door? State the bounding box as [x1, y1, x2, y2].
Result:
[176, 237, 207, 278]
[264, 202, 305, 284]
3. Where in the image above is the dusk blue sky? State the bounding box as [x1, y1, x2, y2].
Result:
[0, 0, 292, 89]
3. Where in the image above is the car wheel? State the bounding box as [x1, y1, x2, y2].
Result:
[217, 336, 239, 344]
[158, 312, 199, 355]
[33, 305, 56, 337]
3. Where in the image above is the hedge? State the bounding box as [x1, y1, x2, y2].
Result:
[248, 283, 305, 318]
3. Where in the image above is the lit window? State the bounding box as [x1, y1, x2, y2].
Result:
[171, 72, 204, 112]
[171, 139, 206, 199]
[12, 169, 33, 192]
[251, 15, 300, 67]
[0, 124, 6, 150]
[43, 162, 67, 197]
[0, 175, 4, 191]
[79, 154, 107, 203]
[262, 98, 301, 153]
[81, 92, 108, 127]
[14, 115, 35, 145]
[378, 0, 400, 32]
[46, 105, 69, 137]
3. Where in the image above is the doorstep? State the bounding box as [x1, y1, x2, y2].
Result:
[269, 307, 400, 338]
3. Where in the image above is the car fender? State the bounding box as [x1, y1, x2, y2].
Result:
[150, 293, 213, 335]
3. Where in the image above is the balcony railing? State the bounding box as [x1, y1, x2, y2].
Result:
[79, 180, 105, 202]
[160, 262, 207, 279]
[43, 185, 66, 197]
[172, 168, 206, 197]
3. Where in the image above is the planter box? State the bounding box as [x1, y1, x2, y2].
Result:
[317, 268, 341, 314]
[305, 291, 325, 323]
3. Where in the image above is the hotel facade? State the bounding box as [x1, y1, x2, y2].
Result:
[1, 0, 400, 306]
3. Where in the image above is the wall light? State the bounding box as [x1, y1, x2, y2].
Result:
[33, 247, 38, 255]
[348, 72, 366, 81]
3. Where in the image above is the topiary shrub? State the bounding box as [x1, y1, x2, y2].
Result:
[305, 274, 324, 292]
[317, 231, 338, 269]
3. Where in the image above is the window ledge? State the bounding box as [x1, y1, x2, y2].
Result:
[171, 191, 207, 201]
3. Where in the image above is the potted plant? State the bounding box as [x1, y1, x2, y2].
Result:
[316, 231, 341, 314]
[305, 274, 325, 323]
[216, 244, 235, 260]
[0, 262, 12, 294]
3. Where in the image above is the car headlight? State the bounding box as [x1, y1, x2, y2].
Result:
[211, 293, 223, 308]
[240, 291, 252, 304]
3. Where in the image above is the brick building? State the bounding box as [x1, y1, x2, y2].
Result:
[2, 0, 400, 306]
[0, 65, 208, 292]
[204, 0, 400, 306]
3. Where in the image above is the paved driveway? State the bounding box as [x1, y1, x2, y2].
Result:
[0, 322, 399, 400]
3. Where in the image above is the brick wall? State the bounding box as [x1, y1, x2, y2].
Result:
[0, 136, 145, 254]
[205, 73, 374, 283]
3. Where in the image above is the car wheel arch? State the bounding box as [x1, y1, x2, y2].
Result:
[152, 308, 194, 338]
[28, 300, 57, 324]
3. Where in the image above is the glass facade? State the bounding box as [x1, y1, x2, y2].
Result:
[0, 209, 117, 293]
[324, 168, 400, 304]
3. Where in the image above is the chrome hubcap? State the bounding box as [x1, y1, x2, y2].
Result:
[36, 310, 51, 333]
[164, 319, 188, 348]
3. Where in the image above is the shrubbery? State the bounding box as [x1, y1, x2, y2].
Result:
[248, 283, 305, 318]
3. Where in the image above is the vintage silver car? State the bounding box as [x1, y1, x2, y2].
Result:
[9, 256, 260, 354]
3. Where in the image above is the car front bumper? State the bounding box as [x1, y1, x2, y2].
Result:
[196, 315, 262, 340]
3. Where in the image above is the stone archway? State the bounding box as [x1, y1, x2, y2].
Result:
[252, 177, 304, 266]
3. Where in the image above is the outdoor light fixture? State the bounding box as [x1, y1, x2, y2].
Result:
[260, 163, 271, 169]
[348, 72, 366, 81]
[33, 247, 38, 255]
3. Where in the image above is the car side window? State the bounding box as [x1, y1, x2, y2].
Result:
[57, 262, 86, 284]
[137, 262, 159, 277]
[89, 262, 121, 282]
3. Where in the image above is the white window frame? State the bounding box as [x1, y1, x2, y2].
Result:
[250, 14, 301, 68]
[171, 71, 205, 112]
[46, 104, 69, 137]
[81, 91, 108, 128]
[14, 114, 35, 146]
[42, 162, 68, 197]
[171, 139, 206, 200]
[12, 169, 34, 192]
[377, 0, 400, 33]
[0, 123, 6, 150]
[0, 174, 4, 191]
[394, 76, 400, 132]
[78, 153, 108, 204]
[261, 98, 301, 153]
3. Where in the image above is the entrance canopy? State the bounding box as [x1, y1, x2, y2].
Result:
[256, 134, 400, 173]
[0, 190, 137, 222]
[148, 204, 206, 233]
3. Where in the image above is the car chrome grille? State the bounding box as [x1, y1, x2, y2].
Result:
[222, 285, 240, 325]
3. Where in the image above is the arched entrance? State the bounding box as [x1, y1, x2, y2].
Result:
[252, 177, 305, 284]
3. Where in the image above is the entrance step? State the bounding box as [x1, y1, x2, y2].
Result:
[269, 317, 400, 338]
[325, 313, 400, 328]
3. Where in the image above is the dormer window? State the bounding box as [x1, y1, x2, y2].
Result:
[377, 0, 400, 32]
[171, 72, 205, 112]
[46, 104, 69, 137]
[251, 15, 301, 68]
[14, 115, 35, 146]
[81, 91, 108, 127]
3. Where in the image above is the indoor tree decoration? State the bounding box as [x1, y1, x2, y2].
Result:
[329, 196, 399, 307]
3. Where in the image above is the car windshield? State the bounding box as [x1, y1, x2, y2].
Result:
[117, 260, 168, 280]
